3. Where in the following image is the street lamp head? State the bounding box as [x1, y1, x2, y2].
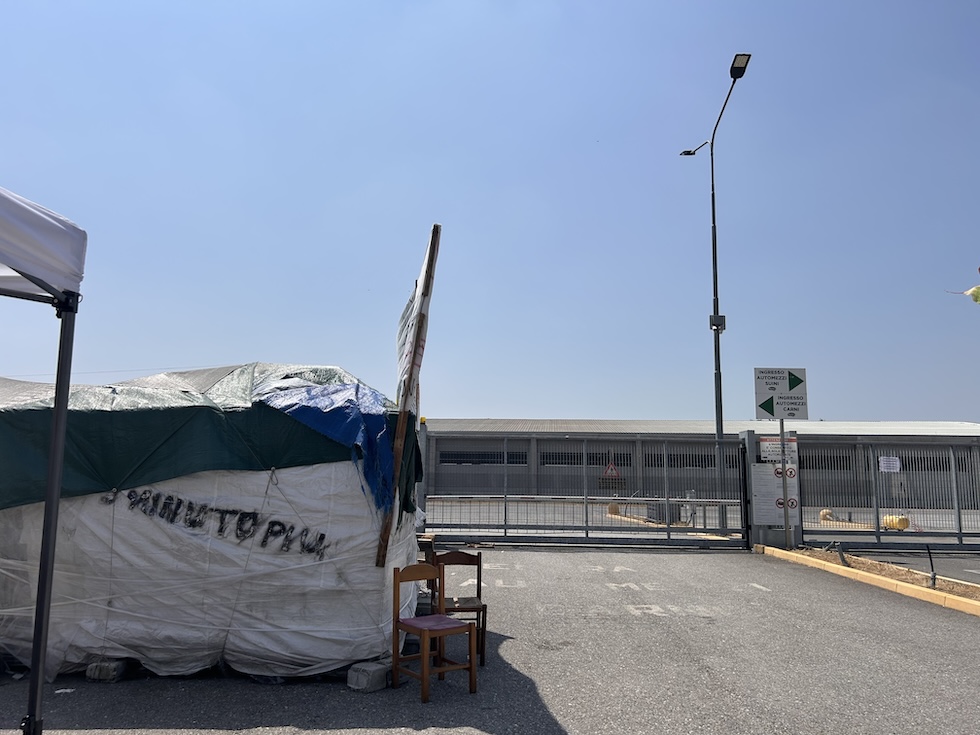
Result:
[680, 141, 709, 156]
[730, 53, 751, 80]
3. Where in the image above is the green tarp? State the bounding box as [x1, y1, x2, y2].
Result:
[0, 363, 420, 514]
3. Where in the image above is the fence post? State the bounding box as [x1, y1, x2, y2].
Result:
[503, 437, 509, 537]
[583, 439, 589, 539]
[869, 445, 882, 543]
[663, 441, 671, 540]
[719, 438, 729, 531]
[950, 446, 963, 544]
[635, 437, 644, 500]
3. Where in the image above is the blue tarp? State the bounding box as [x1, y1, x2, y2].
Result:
[259, 382, 396, 513]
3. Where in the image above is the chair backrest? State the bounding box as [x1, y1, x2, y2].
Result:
[433, 550, 482, 601]
[393, 563, 446, 621]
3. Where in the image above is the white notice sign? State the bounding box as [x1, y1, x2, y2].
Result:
[878, 456, 901, 473]
[750, 463, 800, 526]
[759, 436, 798, 464]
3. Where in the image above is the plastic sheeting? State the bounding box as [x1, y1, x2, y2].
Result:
[0, 463, 418, 680]
[0, 363, 415, 514]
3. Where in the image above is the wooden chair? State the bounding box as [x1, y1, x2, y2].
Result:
[392, 563, 477, 702]
[416, 533, 436, 564]
[433, 549, 488, 666]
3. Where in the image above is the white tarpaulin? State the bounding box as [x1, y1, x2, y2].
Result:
[0, 462, 418, 679]
[0, 185, 87, 299]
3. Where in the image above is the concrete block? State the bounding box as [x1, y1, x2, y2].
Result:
[347, 660, 391, 693]
[86, 660, 127, 682]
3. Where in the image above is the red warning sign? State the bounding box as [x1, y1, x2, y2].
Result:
[602, 462, 621, 479]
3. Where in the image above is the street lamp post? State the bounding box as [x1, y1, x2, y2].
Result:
[681, 53, 751, 508]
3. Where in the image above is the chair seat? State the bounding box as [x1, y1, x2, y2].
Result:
[447, 595, 483, 611]
[400, 613, 470, 633]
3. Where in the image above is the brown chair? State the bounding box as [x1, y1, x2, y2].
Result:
[416, 533, 436, 564]
[392, 563, 477, 702]
[433, 549, 488, 666]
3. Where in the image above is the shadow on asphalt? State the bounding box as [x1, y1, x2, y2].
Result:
[1, 631, 568, 734]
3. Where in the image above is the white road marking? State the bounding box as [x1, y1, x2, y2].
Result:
[963, 569, 980, 576]
[605, 582, 665, 591]
[750, 583, 772, 592]
[625, 604, 726, 618]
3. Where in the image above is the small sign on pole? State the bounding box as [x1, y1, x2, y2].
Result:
[759, 436, 798, 464]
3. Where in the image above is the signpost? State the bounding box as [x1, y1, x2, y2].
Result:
[754, 368, 809, 549]
[376, 224, 441, 567]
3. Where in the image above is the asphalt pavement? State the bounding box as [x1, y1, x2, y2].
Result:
[3, 546, 980, 735]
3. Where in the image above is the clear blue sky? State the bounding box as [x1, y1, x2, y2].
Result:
[3, 1, 979, 422]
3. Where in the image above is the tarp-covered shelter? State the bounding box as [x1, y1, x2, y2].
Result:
[0, 363, 422, 679]
[0, 185, 87, 735]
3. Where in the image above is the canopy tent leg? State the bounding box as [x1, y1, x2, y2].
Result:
[22, 294, 78, 735]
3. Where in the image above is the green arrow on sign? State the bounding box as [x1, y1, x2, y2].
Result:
[788, 371, 804, 391]
[759, 397, 775, 416]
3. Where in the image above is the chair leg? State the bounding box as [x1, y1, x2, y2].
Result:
[392, 628, 400, 689]
[436, 635, 447, 680]
[479, 607, 487, 666]
[420, 630, 430, 703]
[468, 622, 477, 694]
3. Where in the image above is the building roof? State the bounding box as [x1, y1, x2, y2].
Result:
[422, 418, 980, 440]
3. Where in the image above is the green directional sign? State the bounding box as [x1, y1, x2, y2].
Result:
[754, 368, 808, 420]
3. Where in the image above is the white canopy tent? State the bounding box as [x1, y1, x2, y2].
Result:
[0, 188, 86, 301]
[0, 185, 87, 735]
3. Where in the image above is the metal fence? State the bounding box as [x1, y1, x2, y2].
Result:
[798, 439, 980, 545]
[420, 435, 746, 546]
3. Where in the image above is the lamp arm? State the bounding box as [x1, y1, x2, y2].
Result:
[710, 78, 738, 154]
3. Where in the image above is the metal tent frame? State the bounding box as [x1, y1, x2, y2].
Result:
[0, 187, 86, 735]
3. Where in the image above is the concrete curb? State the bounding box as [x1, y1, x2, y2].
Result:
[756, 544, 980, 618]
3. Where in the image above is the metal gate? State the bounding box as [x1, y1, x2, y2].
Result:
[420, 434, 747, 547]
[799, 438, 980, 547]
